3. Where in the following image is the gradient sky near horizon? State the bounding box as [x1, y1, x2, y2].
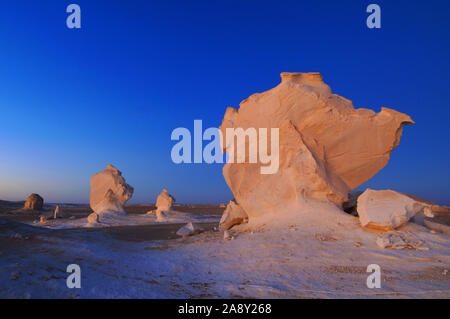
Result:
[0, 0, 449, 205]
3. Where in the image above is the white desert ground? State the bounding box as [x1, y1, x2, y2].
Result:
[0, 73, 449, 298]
[0, 200, 449, 298]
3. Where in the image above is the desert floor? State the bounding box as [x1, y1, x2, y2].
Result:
[0, 200, 449, 298]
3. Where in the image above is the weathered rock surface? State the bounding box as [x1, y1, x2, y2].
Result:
[176, 222, 202, 237]
[24, 194, 44, 210]
[219, 200, 248, 230]
[358, 189, 431, 231]
[89, 164, 134, 215]
[219, 72, 414, 220]
[376, 231, 428, 250]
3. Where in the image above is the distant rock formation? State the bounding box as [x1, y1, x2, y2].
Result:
[156, 189, 175, 213]
[219, 72, 414, 221]
[147, 189, 175, 221]
[89, 164, 134, 215]
[53, 205, 65, 219]
[357, 189, 431, 231]
[39, 216, 48, 224]
[24, 194, 44, 210]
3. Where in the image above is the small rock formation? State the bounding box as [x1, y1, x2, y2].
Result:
[24, 193, 44, 210]
[156, 189, 175, 213]
[219, 72, 413, 222]
[39, 216, 48, 224]
[53, 205, 65, 219]
[357, 189, 431, 231]
[223, 230, 233, 240]
[147, 189, 175, 221]
[423, 206, 434, 218]
[176, 222, 202, 237]
[376, 231, 428, 250]
[87, 212, 99, 224]
[89, 164, 134, 215]
[421, 205, 450, 235]
[219, 200, 248, 230]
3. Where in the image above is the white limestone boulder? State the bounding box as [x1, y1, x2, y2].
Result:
[89, 164, 134, 216]
[357, 189, 431, 231]
[176, 222, 203, 237]
[219, 200, 248, 230]
[87, 212, 99, 224]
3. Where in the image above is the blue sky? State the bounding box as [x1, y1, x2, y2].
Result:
[0, 0, 448, 204]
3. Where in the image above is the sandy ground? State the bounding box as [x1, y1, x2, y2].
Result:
[0, 201, 449, 299]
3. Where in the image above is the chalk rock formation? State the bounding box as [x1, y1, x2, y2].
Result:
[89, 164, 134, 215]
[147, 189, 176, 221]
[87, 212, 99, 224]
[24, 193, 44, 210]
[156, 189, 175, 213]
[176, 222, 203, 237]
[219, 72, 414, 220]
[358, 189, 431, 231]
[53, 205, 65, 219]
[219, 200, 248, 230]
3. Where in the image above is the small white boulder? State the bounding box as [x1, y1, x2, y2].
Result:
[357, 189, 431, 231]
[219, 200, 248, 231]
[223, 230, 234, 240]
[87, 212, 99, 224]
[176, 222, 202, 237]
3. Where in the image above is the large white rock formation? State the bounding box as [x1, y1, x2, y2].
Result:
[219, 72, 414, 222]
[357, 189, 431, 231]
[89, 164, 134, 216]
